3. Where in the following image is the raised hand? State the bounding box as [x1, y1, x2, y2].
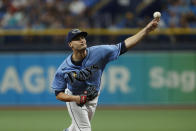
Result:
[145, 18, 160, 33]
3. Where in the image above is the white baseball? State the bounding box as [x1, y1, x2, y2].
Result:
[153, 11, 161, 18]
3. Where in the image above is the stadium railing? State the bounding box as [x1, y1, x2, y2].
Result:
[0, 28, 196, 36]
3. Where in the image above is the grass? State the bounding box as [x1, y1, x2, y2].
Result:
[0, 109, 196, 131]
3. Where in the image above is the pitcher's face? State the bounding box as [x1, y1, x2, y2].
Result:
[69, 35, 87, 51]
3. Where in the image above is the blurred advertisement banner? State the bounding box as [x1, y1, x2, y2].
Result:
[0, 52, 195, 105]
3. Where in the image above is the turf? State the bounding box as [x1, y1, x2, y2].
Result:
[0, 109, 196, 131]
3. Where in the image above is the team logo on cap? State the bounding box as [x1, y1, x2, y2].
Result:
[71, 29, 81, 34]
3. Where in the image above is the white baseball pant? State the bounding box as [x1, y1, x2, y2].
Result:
[65, 88, 99, 131]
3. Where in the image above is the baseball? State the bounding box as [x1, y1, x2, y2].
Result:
[153, 11, 161, 18]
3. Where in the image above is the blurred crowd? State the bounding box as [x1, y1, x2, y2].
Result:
[162, 0, 196, 28]
[0, 0, 196, 51]
[0, 0, 196, 29]
[0, 0, 99, 29]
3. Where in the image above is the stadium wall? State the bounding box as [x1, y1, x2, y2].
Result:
[0, 51, 196, 106]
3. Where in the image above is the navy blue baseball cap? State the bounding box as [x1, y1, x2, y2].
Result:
[66, 29, 88, 43]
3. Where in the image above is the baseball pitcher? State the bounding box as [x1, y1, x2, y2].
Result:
[52, 18, 160, 131]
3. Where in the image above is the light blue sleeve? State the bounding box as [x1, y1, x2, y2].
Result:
[52, 70, 67, 91]
[99, 43, 121, 62]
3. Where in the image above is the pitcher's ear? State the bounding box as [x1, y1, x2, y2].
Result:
[69, 42, 72, 48]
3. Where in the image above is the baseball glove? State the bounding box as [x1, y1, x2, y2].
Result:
[77, 85, 98, 107]
[86, 85, 98, 101]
